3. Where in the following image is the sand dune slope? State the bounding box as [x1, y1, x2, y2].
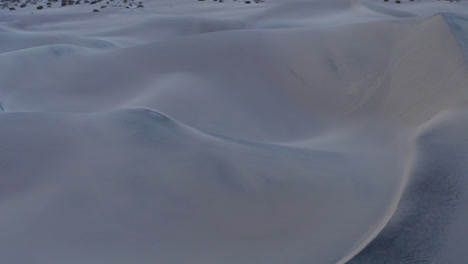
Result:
[0, 109, 403, 264]
[1, 0, 468, 263]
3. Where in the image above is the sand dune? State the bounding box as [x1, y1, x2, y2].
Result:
[1, 0, 468, 263]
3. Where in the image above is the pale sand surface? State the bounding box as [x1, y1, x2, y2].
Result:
[1, 0, 468, 263]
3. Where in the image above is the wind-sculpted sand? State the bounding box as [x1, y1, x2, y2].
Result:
[1, 0, 468, 263]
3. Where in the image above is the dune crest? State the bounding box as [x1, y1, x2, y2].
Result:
[1, 0, 468, 263]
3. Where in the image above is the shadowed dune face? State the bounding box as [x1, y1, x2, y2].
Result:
[0, 109, 404, 264]
[1, 0, 468, 263]
[0, 110, 400, 263]
[444, 14, 468, 61]
[349, 108, 468, 264]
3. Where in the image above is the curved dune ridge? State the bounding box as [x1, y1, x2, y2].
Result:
[1, 0, 468, 263]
